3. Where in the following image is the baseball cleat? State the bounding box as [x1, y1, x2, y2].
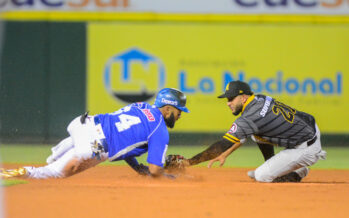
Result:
[247, 170, 255, 180]
[0, 167, 27, 179]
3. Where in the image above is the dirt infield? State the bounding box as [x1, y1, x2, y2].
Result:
[3, 165, 349, 218]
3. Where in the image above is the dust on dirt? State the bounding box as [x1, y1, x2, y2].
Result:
[3, 164, 349, 218]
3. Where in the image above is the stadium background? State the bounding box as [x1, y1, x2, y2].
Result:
[0, 1, 349, 146]
[1, 3, 349, 217]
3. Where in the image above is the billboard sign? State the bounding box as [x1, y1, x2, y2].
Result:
[87, 22, 349, 133]
[2, 0, 349, 14]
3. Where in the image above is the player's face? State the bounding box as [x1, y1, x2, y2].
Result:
[173, 108, 182, 121]
[164, 106, 182, 128]
[227, 95, 243, 116]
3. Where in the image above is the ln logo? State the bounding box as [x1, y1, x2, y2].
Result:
[104, 48, 166, 103]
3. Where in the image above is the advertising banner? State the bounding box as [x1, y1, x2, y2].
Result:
[2, 0, 349, 14]
[87, 22, 348, 133]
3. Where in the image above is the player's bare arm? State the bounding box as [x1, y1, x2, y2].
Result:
[184, 139, 233, 166]
[207, 142, 242, 168]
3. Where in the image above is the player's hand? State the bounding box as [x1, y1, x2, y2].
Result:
[164, 154, 186, 171]
[136, 163, 151, 176]
[208, 142, 241, 168]
[207, 155, 226, 168]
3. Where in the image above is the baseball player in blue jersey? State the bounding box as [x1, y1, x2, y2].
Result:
[0, 88, 189, 179]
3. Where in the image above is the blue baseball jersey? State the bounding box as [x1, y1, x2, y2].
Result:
[95, 102, 169, 167]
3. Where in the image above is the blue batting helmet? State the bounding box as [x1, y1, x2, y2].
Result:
[154, 88, 189, 113]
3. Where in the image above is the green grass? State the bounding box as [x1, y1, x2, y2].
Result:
[1, 179, 28, 187]
[0, 145, 52, 164]
[0, 144, 348, 169]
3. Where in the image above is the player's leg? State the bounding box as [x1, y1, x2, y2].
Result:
[1, 116, 108, 179]
[247, 167, 308, 181]
[254, 145, 324, 183]
[24, 117, 88, 178]
[24, 148, 107, 179]
[253, 149, 305, 182]
[257, 143, 275, 161]
[254, 124, 325, 183]
[61, 153, 107, 177]
[1, 137, 74, 179]
[49, 115, 108, 177]
[25, 148, 77, 178]
[251, 136, 275, 161]
[46, 137, 74, 164]
[254, 139, 324, 182]
[248, 136, 275, 179]
[63, 115, 108, 175]
[248, 143, 307, 181]
[0, 147, 77, 179]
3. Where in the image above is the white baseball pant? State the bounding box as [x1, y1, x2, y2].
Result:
[25, 116, 108, 179]
[253, 124, 326, 182]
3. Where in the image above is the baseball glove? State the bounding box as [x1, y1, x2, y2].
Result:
[164, 154, 186, 171]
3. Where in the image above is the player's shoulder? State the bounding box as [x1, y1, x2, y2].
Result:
[130, 102, 163, 123]
[147, 112, 169, 141]
[243, 94, 266, 112]
[240, 94, 273, 119]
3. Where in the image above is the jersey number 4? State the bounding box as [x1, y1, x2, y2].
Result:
[115, 114, 141, 132]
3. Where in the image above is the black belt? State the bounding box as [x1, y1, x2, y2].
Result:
[307, 135, 317, 146]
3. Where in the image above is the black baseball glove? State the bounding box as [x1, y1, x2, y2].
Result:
[164, 154, 186, 171]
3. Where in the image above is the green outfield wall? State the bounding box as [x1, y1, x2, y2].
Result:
[0, 21, 86, 143]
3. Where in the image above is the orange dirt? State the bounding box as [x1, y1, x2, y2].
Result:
[3, 164, 349, 218]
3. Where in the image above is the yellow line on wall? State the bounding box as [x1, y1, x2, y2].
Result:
[1, 11, 349, 23]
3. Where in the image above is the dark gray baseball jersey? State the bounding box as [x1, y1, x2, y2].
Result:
[223, 94, 316, 148]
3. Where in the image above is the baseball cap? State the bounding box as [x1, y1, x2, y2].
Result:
[154, 88, 190, 113]
[218, 81, 253, 100]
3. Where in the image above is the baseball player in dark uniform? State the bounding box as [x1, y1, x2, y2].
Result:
[180, 80, 326, 182]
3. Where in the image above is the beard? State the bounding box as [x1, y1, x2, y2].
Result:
[233, 103, 243, 116]
[164, 112, 176, 128]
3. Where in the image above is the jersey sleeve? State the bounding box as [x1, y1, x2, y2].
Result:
[146, 122, 169, 167]
[223, 117, 258, 144]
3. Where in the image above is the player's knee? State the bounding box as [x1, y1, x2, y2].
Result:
[254, 169, 274, 183]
